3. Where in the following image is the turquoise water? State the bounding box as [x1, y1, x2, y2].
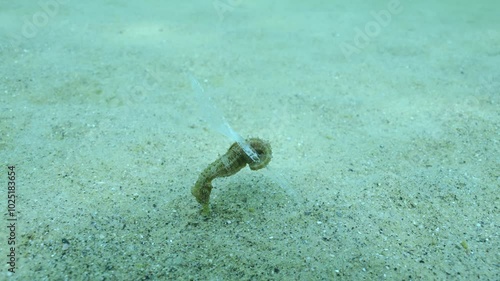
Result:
[1, 1, 498, 279]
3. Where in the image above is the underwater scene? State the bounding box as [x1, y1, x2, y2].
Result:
[1, 0, 499, 280]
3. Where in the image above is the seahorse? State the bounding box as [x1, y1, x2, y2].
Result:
[191, 138, 272, 214]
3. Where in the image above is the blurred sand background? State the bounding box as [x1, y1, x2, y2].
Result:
[1, 0, 499, 279]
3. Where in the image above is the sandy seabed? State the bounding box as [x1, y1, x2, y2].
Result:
[1, 0, 499, 280]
